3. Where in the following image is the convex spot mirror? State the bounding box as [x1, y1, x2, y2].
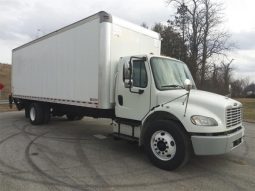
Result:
[124, 62, 133, 88]
[184, 79, 192, 91]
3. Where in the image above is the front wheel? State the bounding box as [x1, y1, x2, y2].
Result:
[145, 120, 191, 170]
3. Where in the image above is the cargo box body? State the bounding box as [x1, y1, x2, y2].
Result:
[12, 11, 160, 109]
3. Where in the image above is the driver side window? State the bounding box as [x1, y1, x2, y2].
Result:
[132, 60, 147, 88]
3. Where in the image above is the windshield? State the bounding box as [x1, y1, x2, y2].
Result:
[150, 57, 196, 90]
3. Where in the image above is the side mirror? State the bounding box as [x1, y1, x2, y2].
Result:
[184, 79, 192, 91]
[123, 62, 133, 88]
[124, 79, 133, 88]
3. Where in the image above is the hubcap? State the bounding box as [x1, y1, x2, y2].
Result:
[30, 107, 36, 121]
[150, 130, 176, 161]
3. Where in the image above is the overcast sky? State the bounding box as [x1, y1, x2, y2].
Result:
[0, 0, 254, 82]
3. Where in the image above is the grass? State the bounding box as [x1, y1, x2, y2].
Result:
[235, 98, 255, 122]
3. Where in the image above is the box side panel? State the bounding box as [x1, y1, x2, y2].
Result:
[12, 18, 101, 107]
[109, 22, 161, 103]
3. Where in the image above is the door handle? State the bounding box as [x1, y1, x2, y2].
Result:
[138, 89, 144, 94]
[118, 95, 123, 105]
[129, 88, 144, 94]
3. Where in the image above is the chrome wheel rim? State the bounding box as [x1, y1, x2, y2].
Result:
[30, 107, 36, 121]
[150, 130, 176, 161]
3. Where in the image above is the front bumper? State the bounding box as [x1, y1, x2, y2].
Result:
[191, 126, 244, 155]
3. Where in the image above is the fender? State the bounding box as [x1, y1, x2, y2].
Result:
[140, 110, 188, 146]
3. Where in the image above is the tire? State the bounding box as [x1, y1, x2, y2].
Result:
[29, 103, 44, 125]
[25, 106, 29, 118]
[66, 114, 83, 121]
[43, 104, 51, 124]
[144, 120, 191, 170]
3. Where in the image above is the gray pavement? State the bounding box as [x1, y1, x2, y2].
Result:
[0, 111, 254, 191]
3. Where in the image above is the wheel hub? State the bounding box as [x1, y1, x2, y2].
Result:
[157, 141, 167, 151]
[151, 130, 176, 161]
[30, 107, 36, 121]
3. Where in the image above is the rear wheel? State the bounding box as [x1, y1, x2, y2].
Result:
[43, 104, 51, 124]
[29, 103, 44, 125]
[145, 120, 190, 170]
[25, 106, 29, 118]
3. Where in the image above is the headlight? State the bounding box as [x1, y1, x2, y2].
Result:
[191, 115, 218, 126]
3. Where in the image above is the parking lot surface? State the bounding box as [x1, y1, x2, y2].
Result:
[0, 111, 254, 191]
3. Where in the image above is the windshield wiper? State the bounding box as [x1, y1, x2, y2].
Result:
[161, 84, 184, 89]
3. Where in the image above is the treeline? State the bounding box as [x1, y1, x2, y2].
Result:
[142, 0, 253, 97]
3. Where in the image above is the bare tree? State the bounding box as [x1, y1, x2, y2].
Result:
[152, 23, 187, 59]
[141, 22, 149, 29]
[221, 59, 234, 94]
[231, 80, 244, 97]
[166, 0, 234, 88]
[242, 77, 251, 90]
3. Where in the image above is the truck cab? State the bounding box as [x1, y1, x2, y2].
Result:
[113, 54, 244, 170]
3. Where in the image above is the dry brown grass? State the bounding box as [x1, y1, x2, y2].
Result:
[235, 98, 255, 122]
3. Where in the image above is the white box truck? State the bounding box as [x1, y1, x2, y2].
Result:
[12, 11, 244, 170]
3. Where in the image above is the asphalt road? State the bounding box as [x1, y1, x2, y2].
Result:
[0, 111, 254, 191]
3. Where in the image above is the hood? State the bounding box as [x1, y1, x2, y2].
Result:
[188, 89, 241, 109]
[157, 89, 241, 109]
[156, 89, 242, 131]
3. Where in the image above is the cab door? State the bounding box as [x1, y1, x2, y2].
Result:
[115, 57, 151, 120]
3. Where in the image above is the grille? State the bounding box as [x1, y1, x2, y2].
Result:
[226, 107, 242, 128]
